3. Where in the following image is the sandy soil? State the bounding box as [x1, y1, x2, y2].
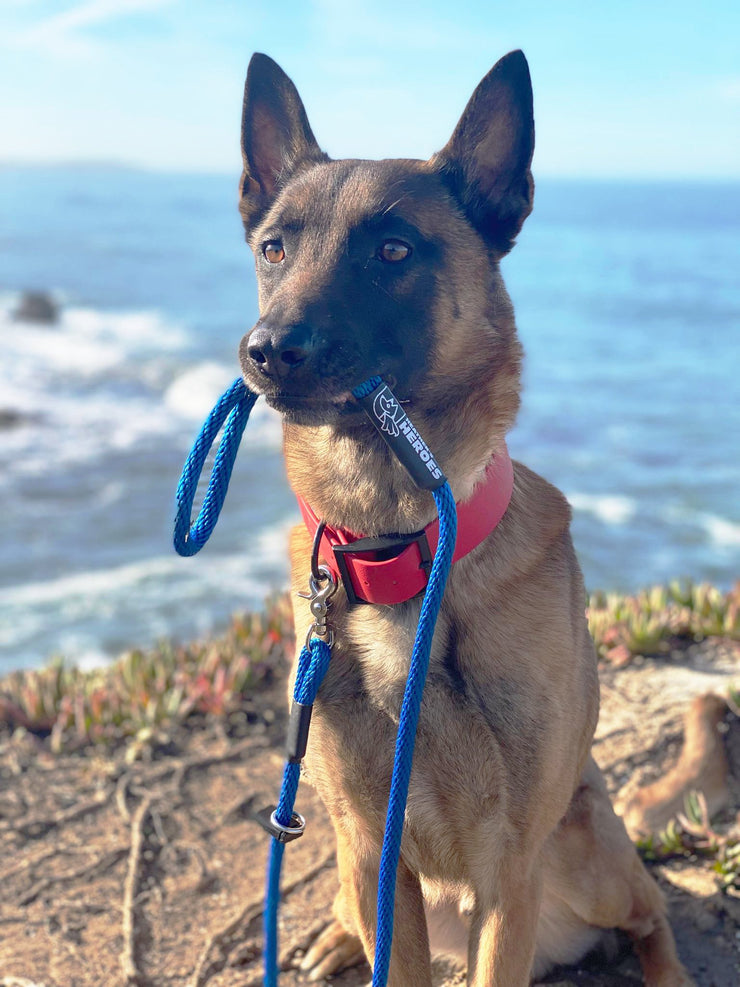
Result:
[1, 640, 739, 987]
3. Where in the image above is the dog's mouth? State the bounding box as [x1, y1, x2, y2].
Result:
[262, 388, 361, 425]
[244, 362, 405, 425]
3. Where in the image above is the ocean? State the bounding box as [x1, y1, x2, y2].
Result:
[1, 167, 738, 672]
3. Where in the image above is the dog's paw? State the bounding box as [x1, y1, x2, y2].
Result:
[299, 919, 366, 981]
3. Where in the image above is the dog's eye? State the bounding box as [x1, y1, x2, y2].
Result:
[379, 240, 411, 263]
[263, 241, 285, 264]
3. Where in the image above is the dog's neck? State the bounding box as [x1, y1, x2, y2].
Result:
[283, 370, 520, 536]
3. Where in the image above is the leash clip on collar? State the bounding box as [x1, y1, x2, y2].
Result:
[297, 564, 337, 647]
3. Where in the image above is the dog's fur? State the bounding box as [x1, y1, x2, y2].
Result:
[237, 51, 693, 985]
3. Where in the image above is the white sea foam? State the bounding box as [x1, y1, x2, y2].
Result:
[0, 547, 280, 661]
[165, 362, 239, 419]
[0, 557, 182, 609]
[164, 364, 282, 447]
[2, 305, 186, 381]
[0, 391, 179, 479]
[697, 512, 740, 549]
[0, 552, 270, 611]
[0, 293, 282, 480]
[252, 517, 298, 565]
[0, 300, 217, 477]
[664, 504, 740, 552]
[239, 398, 283, 449]
[567, 492, 637, 526]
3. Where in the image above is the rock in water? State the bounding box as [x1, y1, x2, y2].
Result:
[13, 290, 59, 324]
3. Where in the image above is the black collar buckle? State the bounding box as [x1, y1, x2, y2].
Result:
[332, 528, 432, 605]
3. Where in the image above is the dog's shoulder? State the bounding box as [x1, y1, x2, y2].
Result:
[512, 459, 571, 519]
[448, 459, 588, 650]
[490, 459, 575, 578]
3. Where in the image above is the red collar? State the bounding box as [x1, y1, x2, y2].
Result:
[296, 446, 513, 605]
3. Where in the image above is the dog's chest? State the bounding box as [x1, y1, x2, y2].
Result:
[306, 634, 517, 880]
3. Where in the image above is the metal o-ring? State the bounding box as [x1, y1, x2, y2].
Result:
[269, 810, 306, 842]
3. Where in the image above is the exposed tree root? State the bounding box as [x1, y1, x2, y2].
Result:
[189, 849, 335, 987]
[120, 793, 155, 987]
[16, 846, 128, 907]
[115, 736, 262, 822]
[171, 735, 265, 792]
[1, 791, 109, 841]
[4, 846, 81, 884]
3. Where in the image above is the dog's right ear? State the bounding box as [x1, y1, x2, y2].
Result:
[239, 53, 327, 232]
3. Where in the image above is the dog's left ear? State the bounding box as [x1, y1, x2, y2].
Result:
[433, 50, 535, 254]
[239, 53, 327, 232]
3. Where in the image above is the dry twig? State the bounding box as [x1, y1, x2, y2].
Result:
[120, 793, 155, 987]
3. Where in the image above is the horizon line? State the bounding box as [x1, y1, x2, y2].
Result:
[1, 159, 739, 185]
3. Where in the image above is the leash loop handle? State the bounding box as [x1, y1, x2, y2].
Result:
[173, 377, 257, 556]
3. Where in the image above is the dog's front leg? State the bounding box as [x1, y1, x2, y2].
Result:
[350, 848, 433, 987]
[305, 821, 433, 986]
[467, 856, 543, 987]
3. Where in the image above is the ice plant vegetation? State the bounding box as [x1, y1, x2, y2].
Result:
[0, 595, 293, 752]
[0, 582, 737, 752]
[587, 580, 740, 665]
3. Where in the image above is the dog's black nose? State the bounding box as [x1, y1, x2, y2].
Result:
[246, 322, 312, 379]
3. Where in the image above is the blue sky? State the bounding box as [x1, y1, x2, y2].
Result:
[2, 0, 739, 179]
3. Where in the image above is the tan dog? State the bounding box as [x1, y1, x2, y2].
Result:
[238, 50, 693, 986]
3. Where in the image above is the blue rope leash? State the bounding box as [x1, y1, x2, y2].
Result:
[174, 377, 256, 556]
[372, 481, 456, 985]
[173, 375, 458, 987]
[264, 635, 332, 987]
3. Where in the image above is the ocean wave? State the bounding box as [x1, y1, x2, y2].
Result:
[165, 363, 283, 447]
[566, 492, 637, 526]
[0, 299, 189, 452]
[696, 512, 740, 550]
[0, 549, 274, 612]
[0, 390, 180, 478]
[0, 557, 186, 610]
[165, 362, 241, 419]
[1, 303, 186, 379]
[0, 294, 282, 479]
[0, 548, 283, 663]
[664, 504, 740, 553]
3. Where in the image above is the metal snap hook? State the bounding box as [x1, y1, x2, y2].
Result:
[298, 564, 338, 648]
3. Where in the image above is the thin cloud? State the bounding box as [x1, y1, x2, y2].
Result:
[714, 77, 740, 101]
[8, 0, 174, 57]
[310, 0, 495, 53]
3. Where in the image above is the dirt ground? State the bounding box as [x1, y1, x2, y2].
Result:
[1, 640, 740, 987]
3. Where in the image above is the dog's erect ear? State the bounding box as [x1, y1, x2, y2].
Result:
[433, 50, 534, 254]
[239, 53, 327, 231]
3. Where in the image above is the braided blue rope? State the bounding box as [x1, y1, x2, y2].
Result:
[372, 482, 457, 986]
[352, 374, 383, 398]
[264, 636, 332, 987]
[173, 377, 257, 556]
